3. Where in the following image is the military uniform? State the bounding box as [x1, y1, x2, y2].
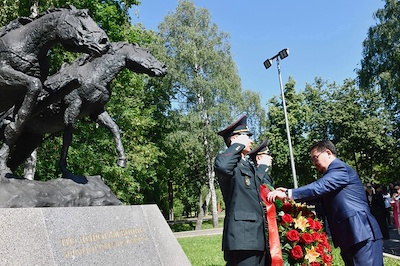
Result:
[248, 139, 274, 187]
[214, 115, 271, 266]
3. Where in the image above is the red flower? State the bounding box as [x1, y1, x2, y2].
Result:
[312, 232, 320, 241]
[320, 233, 332, 252]
[307, 217, 322, 230]
[300, 232, 314, 245]
[324, 241, 332, 252]
[307, 217, 316, 229]
[322, 253, 333, 264]
[313, 220, 323, 231]
[290, 245, 303, 260]
[286, 229, 300, 242]
[310, 262, 321, 266]
[281, 213, 294, 225]
[316, 243, 325, 255]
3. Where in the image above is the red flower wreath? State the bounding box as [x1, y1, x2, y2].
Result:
[275, 198, 332, 265]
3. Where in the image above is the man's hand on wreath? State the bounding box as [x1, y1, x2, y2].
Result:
[267, 188, 287, 202]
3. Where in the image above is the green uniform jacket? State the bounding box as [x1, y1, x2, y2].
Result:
[214, 143, 270, 251]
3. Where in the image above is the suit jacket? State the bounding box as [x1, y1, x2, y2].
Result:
[214, 143, 268, 251]
[291, 158, 383, 251]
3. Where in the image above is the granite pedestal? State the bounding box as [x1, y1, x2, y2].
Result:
[0, 205, 190, 265]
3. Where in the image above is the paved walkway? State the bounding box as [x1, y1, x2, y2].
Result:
[174, 227, 223, 238]
[174, 227, 400, 260]
[383, 228, 400, 259]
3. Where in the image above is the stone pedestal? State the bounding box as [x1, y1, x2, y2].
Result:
[0, 205, 190, 265]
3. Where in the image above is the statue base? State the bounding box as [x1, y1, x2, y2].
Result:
[0, 175, 122, 207]
[0, 205, 190, 265]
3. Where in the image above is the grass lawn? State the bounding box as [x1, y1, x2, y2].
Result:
[178, 234, 399, 266]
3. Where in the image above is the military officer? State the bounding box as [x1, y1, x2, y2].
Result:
[248, 139, 273, 187]
[214, 115, 271, 266]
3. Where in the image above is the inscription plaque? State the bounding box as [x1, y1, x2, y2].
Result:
[0, 205, 190, 265]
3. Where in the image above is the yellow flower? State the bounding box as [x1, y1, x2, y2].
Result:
[293, 215, 309, 231]
[294, 202, 305, 208]
[305, 246, 320, 263]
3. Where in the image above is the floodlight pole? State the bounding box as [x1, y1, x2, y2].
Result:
[264, 49, 298, 188]
[276, 57, 298, 188]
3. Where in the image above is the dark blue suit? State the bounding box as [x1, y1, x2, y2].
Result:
[291, 158, 383, 265]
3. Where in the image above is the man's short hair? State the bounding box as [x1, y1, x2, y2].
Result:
[308, 139, 337, 156]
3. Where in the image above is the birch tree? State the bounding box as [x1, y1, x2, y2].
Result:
[156, 0, 264, 227]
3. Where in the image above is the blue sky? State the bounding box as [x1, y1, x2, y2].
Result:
[130, 1, 384, 104]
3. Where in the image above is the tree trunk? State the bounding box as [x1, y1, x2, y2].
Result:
[209, 169, 218, 227]
[196, 189, 211, 230]
[195, 190, 204, 230]
[202, 111, 218, 228]
[168, 181, 174, 221]
[202, 132, 218, 227]
[197, 92, 219, 228]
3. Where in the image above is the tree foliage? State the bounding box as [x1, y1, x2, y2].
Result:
[265, 76, 396, 188]
[358, 0, 400, 118]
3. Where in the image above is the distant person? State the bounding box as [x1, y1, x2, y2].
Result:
[389, 183, 396, 196]
[267, 140, 383, 266]
[366, 183, 389, 239]
[382, 186, 392, 228]
[214, 115, 271, 266]
[392, 186, 400, 234]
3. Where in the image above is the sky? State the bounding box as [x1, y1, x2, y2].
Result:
[129, 1, 385, 104]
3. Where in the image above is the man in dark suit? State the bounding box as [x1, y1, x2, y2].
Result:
[267, 140, 383, 266]
[214, 115, 272, 266]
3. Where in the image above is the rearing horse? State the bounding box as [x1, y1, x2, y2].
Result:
[8, 42, 167, 179]
[0, 6, 110, 175]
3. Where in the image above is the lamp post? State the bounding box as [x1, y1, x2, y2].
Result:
[263, 48, 298, 188]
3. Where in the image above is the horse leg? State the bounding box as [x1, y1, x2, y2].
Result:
[0, 66, 41, 175]
[59, 123, 74, 178]
[94, 109, 126, 168]
[59, 93, 81, 178]
[59, 123, 87, 184]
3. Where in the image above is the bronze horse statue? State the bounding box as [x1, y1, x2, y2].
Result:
[0, 6, 110, 176]
[8, 42, 167, 179]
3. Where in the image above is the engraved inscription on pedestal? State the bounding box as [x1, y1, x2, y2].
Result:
[0, 205, 190, 266]
[60, 227, 147, 258]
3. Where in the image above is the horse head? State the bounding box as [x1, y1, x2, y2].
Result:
[114, 42, 167, 77]
[56, 6, 110, 56]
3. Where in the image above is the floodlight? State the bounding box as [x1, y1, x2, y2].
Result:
[279, 48, 289, 60]
[263, 59, 273, 69]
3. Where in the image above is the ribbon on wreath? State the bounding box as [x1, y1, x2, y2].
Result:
[260, 184, 283, 266]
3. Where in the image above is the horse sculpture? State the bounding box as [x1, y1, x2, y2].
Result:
[8, 42, 167, 179]
[0, 6, 110, 176]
